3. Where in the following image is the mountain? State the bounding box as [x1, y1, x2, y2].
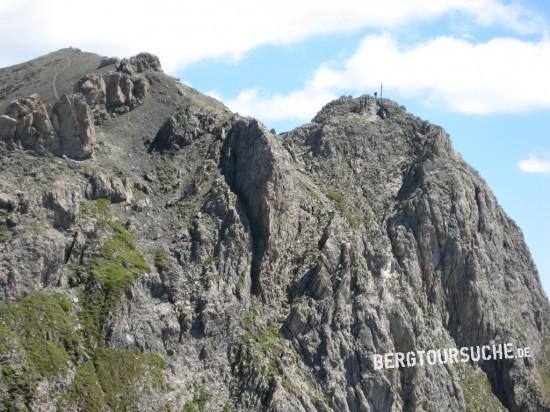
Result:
[0, 48, 549, 412]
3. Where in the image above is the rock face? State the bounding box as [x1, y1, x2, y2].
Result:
[116, 52, 162, 74]
[0, 115, 17, 141]
[73, 74, 106, 107]
[42, 181, 81, 229]
[2, 94, 56, 153]
[103, 72, 147, 113]
[74, 54, 153, 118]
[0, 192, 17, 211]
[0, 50, 549, 412]
[152, 105, 225, 151]
[0, 51, 159, 159]
[51, 93, 96, 159]
[85, 171, 133, 203]
[0, 93, 95, 159]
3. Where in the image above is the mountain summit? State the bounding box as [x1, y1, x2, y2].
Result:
[0, 48, 548, 412]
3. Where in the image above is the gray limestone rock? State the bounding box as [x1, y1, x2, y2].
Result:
[0, 192, 17, 211]
[0, 92, 96, 159]
[0, 49, 549, 412]
[97, 56, 120, 69]
[0, 114, 17, 142]
[85, 171, 133, 203]
[51, 93, 96, 159]
[74, 69, 149, 121]
[103, 71, 149, 114]
[0, 228, 68, 298]
[152, 106, 221, 151]
[73, 73, 106, 107]
[129, 52, 162, 72]
[116, 52, 162, 74]
[3, 94, 56, 154]
[42, 181, 81, 229]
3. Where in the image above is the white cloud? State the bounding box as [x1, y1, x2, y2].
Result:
[204, 90, 222, 101]
[227, 88, 337, 122]
[224, 34, 550, 121]
[518, 156, 550, 174]
[0, 0, 545, 72]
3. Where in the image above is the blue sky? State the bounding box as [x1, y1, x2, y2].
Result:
[1, 0, 549, 295]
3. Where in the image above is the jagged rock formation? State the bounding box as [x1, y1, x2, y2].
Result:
[42, 181, 81, 230]
[2, 94, 56, 154]
[116, 52, 162, 74]
[0, 92, 95, 160]
[0, 49, 549, 412]
[151, 105, 229, 151]
[51, 93, 96, 159]
[85, 171, 134, 204]
[73, 74, 106, 108]
[75, 57, 150, 118]
[0, 49, 156, 160]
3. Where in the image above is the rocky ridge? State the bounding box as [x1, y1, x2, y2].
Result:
[0, 49, 549, 412]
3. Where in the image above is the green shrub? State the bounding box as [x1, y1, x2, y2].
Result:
[80, 198, 111, 221]
[61, 361, 106, 412]
[155, 249, 167, 271]
[203, 256, 215, 267]
[95, 198, 110, 215]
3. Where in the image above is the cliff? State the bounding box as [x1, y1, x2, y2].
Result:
[0, 48, 549, 412]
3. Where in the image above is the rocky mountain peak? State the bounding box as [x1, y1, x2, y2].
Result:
[0, 50, 548, 412]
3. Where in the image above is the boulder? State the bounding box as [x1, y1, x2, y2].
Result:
[51, 94, 96, 160]
[104, 72, 134, 111]
[85, 172, 133, 203]
[42, 182, 81, 230]
[0, 93, 95, 159]
[152, 106, 217, 151]
[74, 53, 153, 120]
[0, 193, 17, 211]
[132, 77, 149, 101]
[129, 52, 162, 72]
[102, 72, 149, 114]
[73, 74, 106, 107]
[97, 56, 120, 69]
[0, 115, 17, 142]
[114, 58, 135, 75]
[4, 94, 56, 154]
[116, 52, 162, 74]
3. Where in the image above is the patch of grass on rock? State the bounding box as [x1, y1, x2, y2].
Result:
[154, 248, 167, 271]
[0, 292, 80, 408]
[0, 292, 79, 378]
[324, 189, 364, 229]
[537, 337, 550, 403]
[460, 364, 506, 412]
[60, 349, 166, 412]
[241, 320, 284, 380]
[80, 220, 150, 345]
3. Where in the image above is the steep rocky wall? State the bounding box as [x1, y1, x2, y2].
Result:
[0, 50, 549, 412]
